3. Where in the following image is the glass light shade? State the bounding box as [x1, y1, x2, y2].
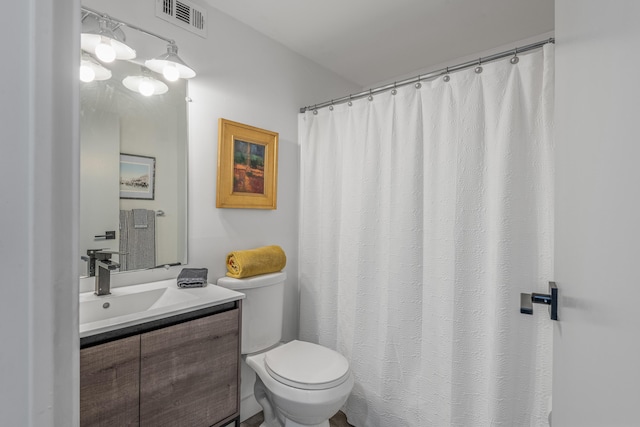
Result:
[162, 64, 180, 82]
[80, 57, 112, 82]
[122, 75, 168, 96]
[94, 39, 116, 62]
[138, 80, 155, 96]
[145, 43, 196, 79]
[81, 19, 136, 61]
[79, 64, 96, 83]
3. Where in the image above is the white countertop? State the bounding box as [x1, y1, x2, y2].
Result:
[79, 279, 245, 339]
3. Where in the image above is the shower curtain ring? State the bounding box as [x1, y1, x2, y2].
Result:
[510, 47, 520, 64]
[368, 89, 374, 101]
[391, 82, 397, 95]
[348, 95, 353, 107]
[329, 100, 334, 111]
[443, 67, 451, 82]
[475, 58, 483, 74]
[415, 75, 422, 89]
[313, 105, 318, 115]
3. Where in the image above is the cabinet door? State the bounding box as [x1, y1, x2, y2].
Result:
[140, 309, 240, 427]
[80, 335, 140, 426]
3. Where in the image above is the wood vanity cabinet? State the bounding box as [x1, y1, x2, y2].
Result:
[80, 335, 140, 425]
[80, 304, 241, 427]
[140, 309, 240, 426]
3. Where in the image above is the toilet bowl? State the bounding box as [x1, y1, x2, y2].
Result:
[217, 272, 354, 427]
[247, 340, 354, 427]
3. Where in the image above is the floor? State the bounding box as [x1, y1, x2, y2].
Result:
[240, 410, 354, 427]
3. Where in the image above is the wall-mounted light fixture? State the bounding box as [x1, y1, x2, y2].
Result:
[80, 6, 196, 89]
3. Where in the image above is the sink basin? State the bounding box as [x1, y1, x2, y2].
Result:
[79, 287, 198, 324]
[79, 279, 245, 340]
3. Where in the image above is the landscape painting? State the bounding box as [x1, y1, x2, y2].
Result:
[216, 118, 279, 209]
[233, 139, 265, 194]
[120, 154, 155, 200]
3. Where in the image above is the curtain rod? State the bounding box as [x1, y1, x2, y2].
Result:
[299, 38, 555, 114]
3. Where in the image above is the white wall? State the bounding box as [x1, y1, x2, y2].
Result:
[0, 0, 79, 426]
[553, 1, 640, 425]
[80, 0, 360, 420]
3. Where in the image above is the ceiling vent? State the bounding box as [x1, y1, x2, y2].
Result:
[156, 0, 207, 38]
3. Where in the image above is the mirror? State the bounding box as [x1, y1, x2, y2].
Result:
[79, 58, 188, 277]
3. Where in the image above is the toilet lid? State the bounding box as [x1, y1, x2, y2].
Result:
[264, 340, 350, 390]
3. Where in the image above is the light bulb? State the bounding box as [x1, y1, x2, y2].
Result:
[162, 64, 180, 82]
[79, 64, 96, 83]
[138, 79, 155, 96]
[95, 40, 116, 63]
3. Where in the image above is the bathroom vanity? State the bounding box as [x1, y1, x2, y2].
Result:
[79, 281, 244, 427]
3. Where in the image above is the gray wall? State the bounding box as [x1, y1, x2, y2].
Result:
[553, 1, 640, 425]
[0, 0, 79, 425]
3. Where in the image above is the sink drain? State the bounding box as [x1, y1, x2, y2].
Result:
[103, 302, 110, 309]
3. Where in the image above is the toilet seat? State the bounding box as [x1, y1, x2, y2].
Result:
[264, 340, 350, 390]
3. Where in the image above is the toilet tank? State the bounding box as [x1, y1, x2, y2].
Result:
[217, 271, 286, 354]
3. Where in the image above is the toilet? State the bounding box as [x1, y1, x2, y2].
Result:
[217, 272, 354, 427]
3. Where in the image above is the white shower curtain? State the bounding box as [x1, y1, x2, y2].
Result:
[298, 45, 554, 426]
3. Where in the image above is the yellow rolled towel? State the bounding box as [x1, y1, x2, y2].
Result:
[226, 245, 286, 279]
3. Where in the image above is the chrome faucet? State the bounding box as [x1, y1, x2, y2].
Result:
[94, 251, 120, 296]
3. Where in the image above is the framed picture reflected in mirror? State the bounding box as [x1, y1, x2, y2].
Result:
[120, 153, 155, 200]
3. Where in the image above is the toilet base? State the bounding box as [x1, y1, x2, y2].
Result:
[253, 374, 339, 427]
[283, 420, 329, 427]
[259, 416, 329, 427]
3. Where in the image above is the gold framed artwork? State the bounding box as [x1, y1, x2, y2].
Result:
[216, 118, 279, 209]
